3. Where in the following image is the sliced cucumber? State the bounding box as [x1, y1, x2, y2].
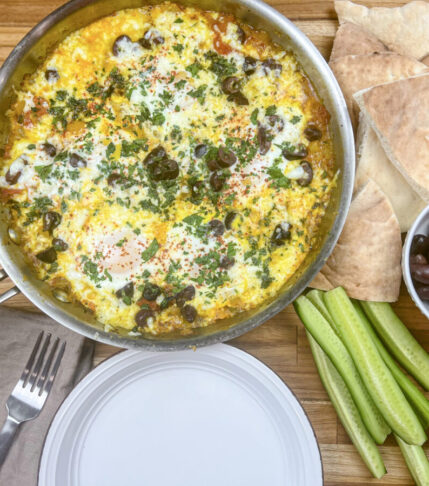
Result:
[306, 289, 339, 332]
[294, 296, 390, 444]
[396, 434, 429, 486]
[308, 332, 386, 479]
[325, 288, 427, 446]
[361, 301, 429, 391]
[353, 301, 429, 428]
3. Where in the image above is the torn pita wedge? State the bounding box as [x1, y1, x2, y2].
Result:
[422, 55, 429, 67]
[354, 73, 429, 202]
[335, 0, 429, 60]
[310, 179, 402, 302]
[355, 118, 426, 232]
[329, 52, 428, 129]
[330, 22, 387, 61]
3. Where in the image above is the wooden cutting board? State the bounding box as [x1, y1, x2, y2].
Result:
[0, 1, 427, 484]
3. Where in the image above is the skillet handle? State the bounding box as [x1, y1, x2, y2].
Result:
[0, 269, 21, 303]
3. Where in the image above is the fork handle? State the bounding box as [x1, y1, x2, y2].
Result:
[0, 415, 20, 468]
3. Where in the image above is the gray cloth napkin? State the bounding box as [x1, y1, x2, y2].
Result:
[0, 307, 94, 486]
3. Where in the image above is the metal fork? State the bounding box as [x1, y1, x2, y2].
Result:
[0, 331, 66, 467]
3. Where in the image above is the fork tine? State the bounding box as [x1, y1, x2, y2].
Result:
[42, 341, 66, 396]
[20, 331, 43, 385]
[28, 333, 51, 391]
[36, 337, 59, 394]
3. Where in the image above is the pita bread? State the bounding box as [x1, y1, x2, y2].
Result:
[310, 180, 402, 302]
[354, 73, 429, 202]
[335, 0, 429, 60]
[330, 22, 387, 61]
[329, 52, 428, 129]
[422, 55, 429, 67]
[355, 118, 426, 232]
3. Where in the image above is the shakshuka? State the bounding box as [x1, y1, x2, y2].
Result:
[0, 3, 335, 335]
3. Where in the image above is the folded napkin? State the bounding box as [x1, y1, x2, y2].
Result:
[0, 307, 94, 486]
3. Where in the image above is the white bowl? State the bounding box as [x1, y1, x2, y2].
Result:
[402, 204, 429, 320]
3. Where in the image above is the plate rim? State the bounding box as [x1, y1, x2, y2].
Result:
[38, 344, 324, 485]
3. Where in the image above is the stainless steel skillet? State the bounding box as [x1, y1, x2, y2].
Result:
[0, 0, 354, 350]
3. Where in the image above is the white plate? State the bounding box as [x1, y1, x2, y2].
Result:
[39, 344, 322, 486]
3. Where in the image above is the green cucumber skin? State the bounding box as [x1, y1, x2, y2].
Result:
[294, 296, 390, 444]
[308, 332, 386, 479]
[396, 435, 429, 486]
[361, 301, 429, 391]
[306, 289, 338, 331]
[325, 288, 427, 446]
[353, 301, 429, 427]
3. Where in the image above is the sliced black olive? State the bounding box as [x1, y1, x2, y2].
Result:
[150, 158, 179, 181]
[45, 69, 59, 83]
[208, 219, 225, 236]
[257, 125, 271, 155]
[224, 212, 237, 230]
[282, 143, 308, 161]
[175, 285, 196, 307]
[138, 30, 164, 49]
[209, 172, 225, 192]
[217, 146, 237, 168]
[5, 169, 21, 185]
[206, 156, 220, 172]
[116, 282, 134, 299]
[227, 92, 249, 106]
[266, 115, 284, 133]
[194, 144, 208, 158]
[112, 35, 132, 56]
[243, 56, 257, 75]
[297, 161, 313, 186]
[236, 25, 246, 44]
[221, 76, 241, 95]
[271, 222, 291, 246]
[107, 173, 121, 186]
[144, 146, 167, 167]
[41, 143, 57, 157]
[43, 211, 61, 232]
[190, 180, 204, 198]
[143, 283, 162, 301]
[152, 35, 165, 45]
[135, 308, 155, 327]
[52, 238, 68, 252]
[219, 255, 235, 269]
[304, 122, 322, 141]
[262, 58, 282, 74]
[69, 153, 87, 168]
[181, 304, 197, 323]
[36, 247, 57, 263]
[138, 30, 152, 49]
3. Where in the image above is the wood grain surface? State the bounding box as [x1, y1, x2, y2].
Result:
[0, 1, 427, 484]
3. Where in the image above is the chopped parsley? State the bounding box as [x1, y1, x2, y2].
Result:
[35, 164, 53, 182]
[151, 110, 166, 126]
[188, 84, 207, 105]
[172, 44, 184, 54]
[250, 108, 259, 125]
[186, 61, 203, 77]
[205, 51, 237, 79]
[141, 238, 159, 262]
[265, 105, 277, 116]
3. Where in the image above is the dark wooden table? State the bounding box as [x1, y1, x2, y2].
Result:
[0, 1, 428, 483]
